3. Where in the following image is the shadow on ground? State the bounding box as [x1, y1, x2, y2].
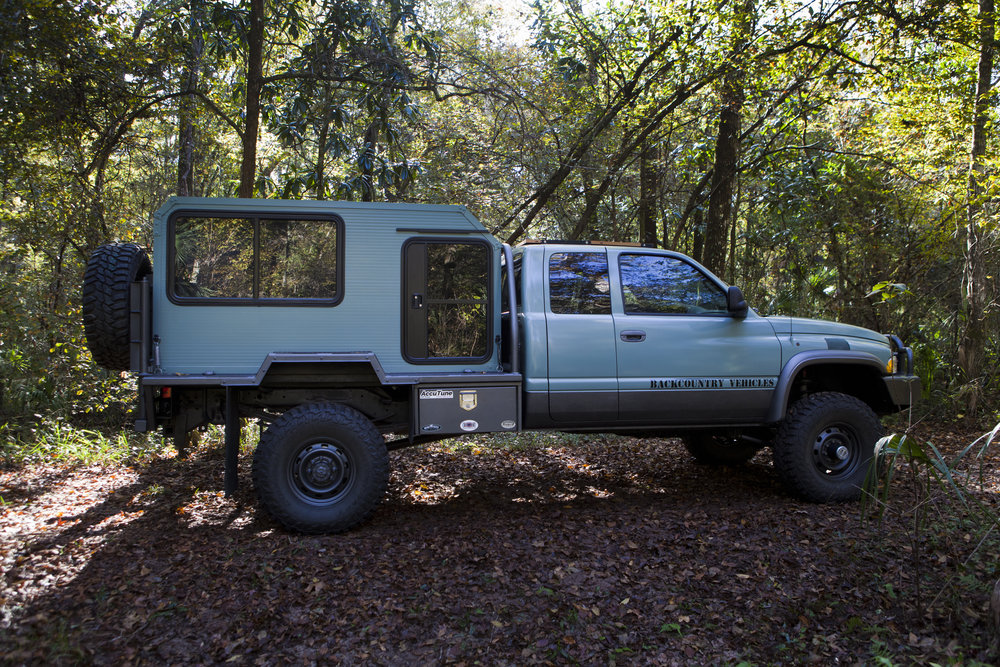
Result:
[1, 435, 996, 665]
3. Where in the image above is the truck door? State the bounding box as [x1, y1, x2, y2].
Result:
[543, 249, 618, 422]
[403, 239, 492, 364]
[610, 250, 780, 424]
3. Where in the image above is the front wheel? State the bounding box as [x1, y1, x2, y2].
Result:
[773, 392, 882, 502]
[252, 403, 389, 534]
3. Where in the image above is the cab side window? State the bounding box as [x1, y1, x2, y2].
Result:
[619, 254, 727, 315]
[548, 252, 611, 315]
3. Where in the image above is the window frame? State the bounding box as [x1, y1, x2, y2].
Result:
[400, 236, 494, 365]
[167, 210, 345, 307]
[617, 252, 729, 317]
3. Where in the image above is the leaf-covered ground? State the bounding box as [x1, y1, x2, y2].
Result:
[2, 425, 998, 665]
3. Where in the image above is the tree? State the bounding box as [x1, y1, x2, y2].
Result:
[177, 0, 208, 196]
[959, 0, 996, 413]
[702, 0, 754, 276]
[502, 0, 724, 244]
[195, 0, 440, 200]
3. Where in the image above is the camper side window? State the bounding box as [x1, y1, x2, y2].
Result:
[171, 214, 342, 305]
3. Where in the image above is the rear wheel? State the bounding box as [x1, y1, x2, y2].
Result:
[682, 433, 762, 465]
[252, 403, 389, 534]
[773, 392, 882, 502]
[82, 243, 151, 370]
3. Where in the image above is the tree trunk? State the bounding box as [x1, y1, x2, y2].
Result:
[691, 208, 705, 262]
[315, 115, 329, 200]
[959, 0, 995, 414]
[703, 103, 741, 274]
[361, 122, 378, 202]
[177, 1, 204, 197]
[238, 0, 264, 199]
[571, 173, 601, 240]
[703, 0, 754, 276]
[638, 139, 658, 246]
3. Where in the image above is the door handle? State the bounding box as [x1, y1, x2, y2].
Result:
[620, 330, 646, 342]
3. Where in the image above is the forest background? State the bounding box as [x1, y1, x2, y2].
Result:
[0, 0, 998, 448]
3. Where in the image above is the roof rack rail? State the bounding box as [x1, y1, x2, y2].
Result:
[520, 239, 591, 246]
[518, 239, 659, 248]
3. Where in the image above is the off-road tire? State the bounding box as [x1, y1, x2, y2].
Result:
[682, 433, 761, 465]
[773, 392, 882, 502]
[82, 243, 151, 370]
[252, 403, 389, 534]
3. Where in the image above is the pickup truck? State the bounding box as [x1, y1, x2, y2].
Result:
[82, 197, 919, 533]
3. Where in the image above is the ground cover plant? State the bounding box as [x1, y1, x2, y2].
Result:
[1, 423, 997, 664]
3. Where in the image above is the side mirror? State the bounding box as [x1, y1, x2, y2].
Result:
[727, 286, 748, 319]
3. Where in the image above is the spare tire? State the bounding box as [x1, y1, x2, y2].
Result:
[83, 243, 151, 370]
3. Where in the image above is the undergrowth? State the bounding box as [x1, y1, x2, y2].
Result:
[0, 418, 163, 467]
[863, 425, 1000, 663]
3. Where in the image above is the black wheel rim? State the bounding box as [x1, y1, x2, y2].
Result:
[289, 441, 354, 505]
[810, 424, 860, 478]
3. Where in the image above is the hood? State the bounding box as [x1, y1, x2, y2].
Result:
[765, 316, 888, 344]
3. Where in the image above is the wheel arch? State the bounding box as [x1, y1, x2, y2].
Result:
[766, 351, 894, 423]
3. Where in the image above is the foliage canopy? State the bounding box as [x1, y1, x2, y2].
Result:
[0, 0, 997, 429]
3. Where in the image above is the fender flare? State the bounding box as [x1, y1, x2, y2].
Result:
[765, 350, 886, 423]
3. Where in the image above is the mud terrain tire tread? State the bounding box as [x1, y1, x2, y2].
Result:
[82, 243, 151, 370]
[773, 392, 882, 502]
[252, 403, 389, 534]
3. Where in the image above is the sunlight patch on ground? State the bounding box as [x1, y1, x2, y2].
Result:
[400, 479, 462, 505]
[0, 464, 143, 624]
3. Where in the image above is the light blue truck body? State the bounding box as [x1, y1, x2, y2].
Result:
[129, 197, 917, 439]
[84, 197, 919, 531]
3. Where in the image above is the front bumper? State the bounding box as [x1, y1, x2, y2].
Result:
[884, 334, 919, 409]
[883, 375, 921, 409]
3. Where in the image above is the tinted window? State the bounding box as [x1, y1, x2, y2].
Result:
[172, 215, 340, 304]
[619, 254, 727, 315]
[549, 252, 611, 315]
[174, 217, 253, 298]
[404, 240, 491, 361]
[426, 243, 489, 358]
[259, 219, 338, 298]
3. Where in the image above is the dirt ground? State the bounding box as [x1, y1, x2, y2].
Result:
[2, 425, 998, 665]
